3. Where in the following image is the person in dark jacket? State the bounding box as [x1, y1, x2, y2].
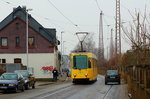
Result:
[52, 68, 58, 81]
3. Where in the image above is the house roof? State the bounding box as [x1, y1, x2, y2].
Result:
[0, 6, 59, 45]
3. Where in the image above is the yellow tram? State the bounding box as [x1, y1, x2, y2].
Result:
[70, 52, 98, 83]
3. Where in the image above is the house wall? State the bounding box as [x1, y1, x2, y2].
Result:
[0, 53, 55, 78]
[0, 18, 58, 79]
[0, 18, 54, 53]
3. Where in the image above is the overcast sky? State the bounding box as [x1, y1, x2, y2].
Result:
[0, 0, 150, 57]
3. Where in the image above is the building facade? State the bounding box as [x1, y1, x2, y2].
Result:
[61, 55, 70, 72]
[0, 6, 60, 79]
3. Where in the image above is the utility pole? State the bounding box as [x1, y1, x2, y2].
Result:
[98, 11, 104, 67]
[63, 41, 66, 55]
[61, 31, 64, 74]
[115, 0, 121, 68]
[115, 0, 121, 55]
[110, 28, 114, 59]
[26, 7, 32, 68]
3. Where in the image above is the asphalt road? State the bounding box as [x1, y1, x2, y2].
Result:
[0, 75, 129, 99]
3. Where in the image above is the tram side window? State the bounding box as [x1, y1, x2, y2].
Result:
[88, 59, 91, 68]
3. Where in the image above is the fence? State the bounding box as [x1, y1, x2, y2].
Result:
[124, 65, 150, 99]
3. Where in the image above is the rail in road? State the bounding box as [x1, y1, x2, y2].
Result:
[102, 85, 112, 99]
[31, 85, 113, 99]
[30, 76, 128, 99]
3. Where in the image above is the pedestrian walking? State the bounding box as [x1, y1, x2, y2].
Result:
[52, 68, 58, 81]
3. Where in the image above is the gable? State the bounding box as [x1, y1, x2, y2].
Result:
[0, 6, 58, 45]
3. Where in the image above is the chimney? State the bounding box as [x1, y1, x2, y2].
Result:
[22, 5, 26, 10]
[13, 7, 16, 11]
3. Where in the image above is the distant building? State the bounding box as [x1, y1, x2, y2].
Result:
[0, 6, 60, 79]
[61, 55, 70, 72]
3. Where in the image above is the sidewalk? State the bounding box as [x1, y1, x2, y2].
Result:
[36, 74, 71, 86]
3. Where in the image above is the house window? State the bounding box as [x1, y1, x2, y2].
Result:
[16, 23, 20, 29]
[16, 37, 20, 47]
[14, 58, 21, 63]
[1, 37, 8, 47]
[28, 37, 35, 46]
[2, 59, 6, 63]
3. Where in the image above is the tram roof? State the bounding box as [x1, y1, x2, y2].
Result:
[70, 52, 97, 59]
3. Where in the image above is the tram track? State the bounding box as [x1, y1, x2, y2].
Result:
[30, 76, 121, 99]
[0, 75, 128, 99]
[30, 84, 73, 99]
[102, 85, 113, 99]
[81, 84, 114, 99]
[30, 84, 86, 99]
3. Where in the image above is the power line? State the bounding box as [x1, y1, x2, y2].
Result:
[94, 0, 115, 26]
[27, 8, 75, 33]
[94, 0, 102, 11]
[1, 0, 10, 4]
[1, 0, 15, 6]
[47, 0, 79, 29]
[0, 0, 75, 33]
[31, 12, 65, 30]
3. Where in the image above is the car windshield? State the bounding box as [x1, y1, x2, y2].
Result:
[73, 55, 88, 69]
[0, 74, 18, 80]
[15, 70, 29, 77]
[107, 70, 118, 76]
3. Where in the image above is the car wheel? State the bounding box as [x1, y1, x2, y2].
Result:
[25, 84, 29, 90]
[118, 81, 120, 85]
[95, 78, 97, 81]
[105, 81, 107, 85]
[15, 87, 19, 93]
[72, 81, 76, 84]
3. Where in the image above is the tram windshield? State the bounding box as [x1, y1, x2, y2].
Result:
[73, 55, 88, 69]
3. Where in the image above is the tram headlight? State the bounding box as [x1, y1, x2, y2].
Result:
[73, 74, 76, 77]
[85, 74, 88, 77]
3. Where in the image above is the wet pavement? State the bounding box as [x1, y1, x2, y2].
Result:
[0, 75, 129, 99]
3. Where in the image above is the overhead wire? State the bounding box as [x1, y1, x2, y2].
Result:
[1, 0, 76, 33]
[31, 12, 65, 30]
[0, 0, 80, 54]
[95, 0, 102, 11]
[94, 0, 115, 27]
[33, 12, 76, 35]
[1, 0, 16, 6]
[47, 0, 80, 30]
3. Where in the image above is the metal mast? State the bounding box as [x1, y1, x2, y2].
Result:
[110, 29, 114, 58]
[98, 11, 104, 67]
[115, 0, 121, 55]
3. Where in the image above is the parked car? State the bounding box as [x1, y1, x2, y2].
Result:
[14, 70, 36, 90]
[0, 73, 25, 92]
[105, 70, 121, 85]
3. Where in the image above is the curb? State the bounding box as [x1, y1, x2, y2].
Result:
[37, 80, 69, 86]
[36, 77, 72, 86]
[37, 82, 55, 86]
